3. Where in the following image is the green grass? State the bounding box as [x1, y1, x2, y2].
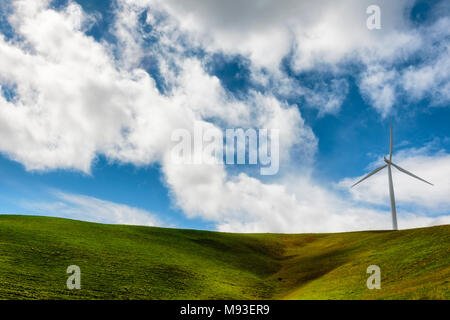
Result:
[0, 215, 448, 299]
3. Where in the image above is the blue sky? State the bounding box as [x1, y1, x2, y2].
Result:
[0, 0, 449, 232]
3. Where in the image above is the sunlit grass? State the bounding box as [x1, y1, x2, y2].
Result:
[0, 215, 448, 299]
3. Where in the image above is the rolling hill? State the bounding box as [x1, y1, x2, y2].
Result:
[0, 215, 448, 299]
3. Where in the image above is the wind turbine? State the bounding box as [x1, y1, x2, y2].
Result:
[351, 122, 433, 230]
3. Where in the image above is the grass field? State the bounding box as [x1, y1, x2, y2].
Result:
[0, 215, 448, 299]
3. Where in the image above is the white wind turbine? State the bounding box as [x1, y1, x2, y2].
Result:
[351, 122, 433, 230]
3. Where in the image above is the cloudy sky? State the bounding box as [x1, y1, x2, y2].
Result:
[0, 0, 449, 232]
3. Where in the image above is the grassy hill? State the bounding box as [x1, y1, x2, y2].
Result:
[0, 215, 448, 299]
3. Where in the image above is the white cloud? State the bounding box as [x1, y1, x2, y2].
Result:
[401, 20, 450, 106]
[357, 17, 450, 115]
[164, 154, 449, 232]
[148, 0, 416, 70]
[0, 0, 310, 171]
[144, 0, 449, 116]
[163, 134, 449, 232]
[304, 79, 349, 116]
[0, 0, 137, 171]
[359, 65, 398, 117]
[22, 191, 162, 226]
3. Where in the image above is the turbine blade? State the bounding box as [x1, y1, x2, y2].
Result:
[389, 121, 393, 161]
[351, 164, 387, 188]
[390, 162, 434, 186]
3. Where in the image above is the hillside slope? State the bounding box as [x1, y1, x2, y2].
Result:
[0, 215, 448, 299]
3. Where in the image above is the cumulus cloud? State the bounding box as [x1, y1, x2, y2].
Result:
[0, 0, 311, 171]
[0, 0, 316, 229]
[0, 0, 139, 171]
[401, 20, 450, 106]
[148, 0, 414, 69]
[359, 65, 398, 117]
[145, 0, 449, 116]
[303, 79, 350, 116]
[164, 142, 450, 233]
[22, 191, 162, 226]
[358, 17, 450, 115]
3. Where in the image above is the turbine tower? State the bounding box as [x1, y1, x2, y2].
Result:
[351, 122, 433, 230]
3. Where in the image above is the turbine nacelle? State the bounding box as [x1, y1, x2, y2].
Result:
[383, 157, 391, 165]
